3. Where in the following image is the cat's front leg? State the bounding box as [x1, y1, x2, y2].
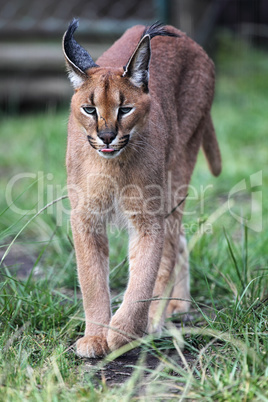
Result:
[71, 215, 111, 357]
[107, 218, 164, 351]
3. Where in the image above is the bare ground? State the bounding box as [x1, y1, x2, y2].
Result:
[79, 343, 196, 388]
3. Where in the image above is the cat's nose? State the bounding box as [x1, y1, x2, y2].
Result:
[98, 131, 116, 145]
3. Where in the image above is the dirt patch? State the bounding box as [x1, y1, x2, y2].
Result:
[83, 348, 160, 385]
[0, 244, 36, 279]
[81, 344, 195, 387]
[77, 318, 198, 388]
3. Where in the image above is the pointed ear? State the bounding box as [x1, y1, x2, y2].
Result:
[62, 19, 99, 89]
[123, 35, 151, 90]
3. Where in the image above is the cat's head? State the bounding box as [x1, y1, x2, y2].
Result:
[63, 19, 153, 159]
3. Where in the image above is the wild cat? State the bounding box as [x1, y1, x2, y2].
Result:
[63, 19, 221, 357]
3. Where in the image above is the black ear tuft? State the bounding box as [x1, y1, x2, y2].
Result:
[63, 19, 99, 87]
[63, 18, 99, 73]
[142, 21, 180, 40]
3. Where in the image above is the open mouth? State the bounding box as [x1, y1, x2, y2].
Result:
[100, 148, 117, 153]
[98, 147, 119, 157]
[88, 134, 129, 157]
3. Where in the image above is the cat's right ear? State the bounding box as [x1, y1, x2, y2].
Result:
[62, 19, 99, 89]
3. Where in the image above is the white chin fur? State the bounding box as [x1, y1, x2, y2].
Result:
[98, 149, 122, 159]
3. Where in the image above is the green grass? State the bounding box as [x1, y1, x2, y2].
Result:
[0, 33, 268, 400]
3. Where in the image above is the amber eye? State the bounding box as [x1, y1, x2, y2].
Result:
[82, 106, 96, 115]
[118, 107, 132, 116]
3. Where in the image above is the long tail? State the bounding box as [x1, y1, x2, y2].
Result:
[202, 114, 221, 176]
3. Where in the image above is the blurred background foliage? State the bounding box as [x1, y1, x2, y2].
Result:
[0, 0, 268, 107]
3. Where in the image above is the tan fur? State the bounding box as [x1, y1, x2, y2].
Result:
[63, 23, 221, 357]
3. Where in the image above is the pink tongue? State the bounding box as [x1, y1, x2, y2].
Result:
[101, 148, 114, 153]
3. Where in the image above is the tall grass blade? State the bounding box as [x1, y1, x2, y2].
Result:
[223, 227, 245, 289]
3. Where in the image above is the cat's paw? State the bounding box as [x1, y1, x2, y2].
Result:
[107, 320, 136, 351]
[107, 330, 132, 352]
[107, 314, 145, 352]
[148, 301, 165, 334]
[76, 335, 109, 358]
[147, 316, 164, 334]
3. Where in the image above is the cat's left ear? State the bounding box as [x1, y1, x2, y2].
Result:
[123, 35, 151, 91]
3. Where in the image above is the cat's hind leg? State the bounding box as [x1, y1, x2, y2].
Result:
[148, 231, 190, 333]
[166, 233, 190, 318]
